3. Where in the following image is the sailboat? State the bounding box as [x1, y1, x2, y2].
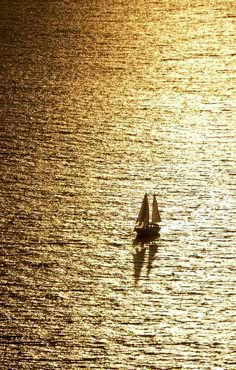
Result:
[134, 193, 161, 237]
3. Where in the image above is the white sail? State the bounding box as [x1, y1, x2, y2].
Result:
[152, 195, 161, 223]
[136, 194, 149, 225]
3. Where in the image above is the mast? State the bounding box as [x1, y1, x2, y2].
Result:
[136, 194, 149, 225]
[152, 195, 161, 223]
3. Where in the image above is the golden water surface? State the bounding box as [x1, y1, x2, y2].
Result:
[1, 0, 235, 369]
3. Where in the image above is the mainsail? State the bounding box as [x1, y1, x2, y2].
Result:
[152, 195, 161, 223]
[136, 194, 149, 225]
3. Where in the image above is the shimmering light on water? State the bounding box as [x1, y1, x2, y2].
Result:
[1, 0, 235, 369]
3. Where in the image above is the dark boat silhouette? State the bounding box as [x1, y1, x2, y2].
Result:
[134, 193, 161, 237]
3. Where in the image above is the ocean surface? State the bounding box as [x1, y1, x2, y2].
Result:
[0, 0, 235, 369]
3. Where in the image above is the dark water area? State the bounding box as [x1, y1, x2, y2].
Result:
[1, 0, 235, 369]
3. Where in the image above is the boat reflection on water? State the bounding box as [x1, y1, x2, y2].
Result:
[132, 234, 160, 285]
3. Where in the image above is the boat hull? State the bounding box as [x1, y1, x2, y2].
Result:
[134, 224, 160, 237]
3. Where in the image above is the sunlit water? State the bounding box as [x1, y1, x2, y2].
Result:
[1, 0, 235, 369]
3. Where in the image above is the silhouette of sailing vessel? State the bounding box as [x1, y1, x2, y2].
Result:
[134, 194, 161, 237]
